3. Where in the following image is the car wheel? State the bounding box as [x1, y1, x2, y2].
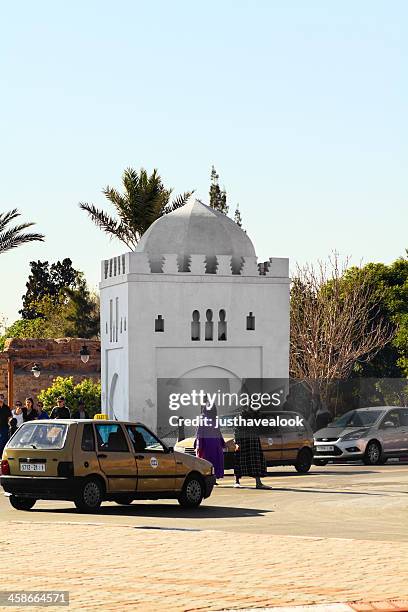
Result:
[113, 495, 134, 506]
[75, 477, 103, 512]
[9, 496, 36, 511]
[363, 441, 382, 465]
[294, 448, 312, 473]
[178, 474, 204, 508]
[313, 459, 328, 466]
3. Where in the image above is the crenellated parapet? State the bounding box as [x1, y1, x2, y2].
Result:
[102, 252, 288, 279]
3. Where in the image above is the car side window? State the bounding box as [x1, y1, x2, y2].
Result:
[398, 410, 408, 427]
[127, 425, 165, 453]
[380, 412, 401, 429]
[81, 424, 95, 452]
[95, 424, 129, 452]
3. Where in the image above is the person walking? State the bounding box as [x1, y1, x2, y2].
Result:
[72, 401, 89, 419]
[22, 397, 37, 422]
[0, 394, 12, 456]
[233, 408, 270, 489]
[194, 400, 225, 482]
[12, 400, 24, 427]
[35, 401, 49, 420]
[50, 396, 71, 419]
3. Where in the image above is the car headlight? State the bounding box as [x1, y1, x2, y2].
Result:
[341, 431, 364, 441]
[175, 445, 185, 453]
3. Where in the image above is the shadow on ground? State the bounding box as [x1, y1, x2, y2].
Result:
[30, 503, 273, 519]
[262, 469, 379, 477]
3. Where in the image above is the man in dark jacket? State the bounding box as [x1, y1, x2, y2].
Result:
[72, 401, 89, 419]
[0, 394, 12, 455]
[50, 397, 71, 419]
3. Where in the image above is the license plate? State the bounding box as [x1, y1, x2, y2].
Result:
[20, 463, 45, 472]
[317, 445, 334, 452]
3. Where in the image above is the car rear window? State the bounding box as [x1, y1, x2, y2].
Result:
[7, 422, 68, 450]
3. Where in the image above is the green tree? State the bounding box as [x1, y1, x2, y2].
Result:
[1, 271, 100, 347]
[343, 253, 408, 377]
[37, 376, 101, 416]
[209, 166, 228, 214]
[64, 277, 100, 338]
[21, 258, 79, 319]
[0, 209, 44, 255]
[79, 167, 193, 250]
[1, 296, 72, 347]
[234, 205, 243, 228]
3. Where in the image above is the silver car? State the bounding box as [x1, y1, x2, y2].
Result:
[313, 406, 408, 465]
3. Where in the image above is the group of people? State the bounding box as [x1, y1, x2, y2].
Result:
[194, 398, 271, 489]
[0, 393, 89, 455]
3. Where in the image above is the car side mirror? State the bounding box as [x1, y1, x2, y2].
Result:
[383, 421, 395, 428]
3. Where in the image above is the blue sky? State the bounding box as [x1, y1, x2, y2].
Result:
[1, 0, 407, 324]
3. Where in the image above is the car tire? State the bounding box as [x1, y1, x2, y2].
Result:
[363, 441, 382, 465]
[74, 477, 104, 512]
[178, 474, 204, 508]
[313, 459, 329, 466]
[294, 448, 312, 473]
[9, 496, 36, 511]
[113, 495, 134, 506]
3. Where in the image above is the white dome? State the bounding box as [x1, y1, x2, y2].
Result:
[135, 199, 256, 258]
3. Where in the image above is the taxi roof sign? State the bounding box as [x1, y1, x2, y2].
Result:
[93, 413, 108, 420]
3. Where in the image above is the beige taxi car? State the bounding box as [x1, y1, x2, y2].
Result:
[0, 420, 216, 512]
[175, 410, 314, 474]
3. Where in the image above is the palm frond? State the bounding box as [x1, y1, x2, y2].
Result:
[79, 168, 194, 248]
[0, 209, 44, 255]
[165, 191, 194, 215]
[79, 202, 135, 250]
[0, 209, 20, 232]
[0, 229, 44, 254]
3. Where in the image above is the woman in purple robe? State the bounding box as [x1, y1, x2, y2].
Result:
[194, 402, 225, 481]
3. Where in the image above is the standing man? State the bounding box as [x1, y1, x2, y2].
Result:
[72, 401, 89, 419]
[0, 394, 12, 456]
[50, 396, 71, 419]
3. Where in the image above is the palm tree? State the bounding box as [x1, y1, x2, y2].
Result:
[0, 209, 44, 255]
[79, 167, 194, 251]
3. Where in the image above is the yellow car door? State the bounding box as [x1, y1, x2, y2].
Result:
[126, 425, 176, 493]
[94, 423, 137, 493]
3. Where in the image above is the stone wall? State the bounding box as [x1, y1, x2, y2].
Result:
[0, 338, 100, 405]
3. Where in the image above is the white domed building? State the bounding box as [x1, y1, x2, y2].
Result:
[100, 199, 289, 429]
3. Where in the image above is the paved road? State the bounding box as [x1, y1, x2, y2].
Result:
[2, 463, 407, 541]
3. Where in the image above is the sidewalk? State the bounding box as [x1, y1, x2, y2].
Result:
[3, 521, 408, 611]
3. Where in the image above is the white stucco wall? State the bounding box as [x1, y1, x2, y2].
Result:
[100, 253, 290, 431]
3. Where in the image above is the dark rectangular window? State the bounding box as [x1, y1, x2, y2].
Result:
[95, 424, 129, 452]
[81, 424, 95, 452]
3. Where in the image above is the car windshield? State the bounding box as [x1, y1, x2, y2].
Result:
[328, 410, 383, 428]
[7, 422, 68, 450]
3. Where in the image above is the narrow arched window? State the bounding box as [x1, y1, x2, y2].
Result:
[155, 315, 164, 332]
[191, 310, 200, 341]
[246, 312, 255, 330]
[218, 309, 227, 341]
[205, 309, 213, 341]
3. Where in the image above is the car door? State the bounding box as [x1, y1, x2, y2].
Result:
[259, 423, 282, 464]
[280, 413, 304, 461]
[378, 411, 403, 454]
[94, 423, 137, 493]
[397, 409, 408, 452]
[126, 425, 176, 493]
